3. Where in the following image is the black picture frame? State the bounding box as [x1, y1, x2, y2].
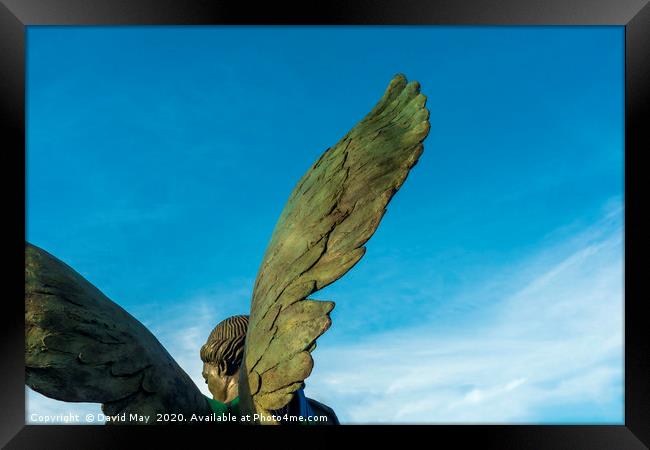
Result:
[1, 1, 648, 448]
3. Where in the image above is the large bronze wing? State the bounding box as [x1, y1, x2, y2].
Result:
[239, 74, 430, 422]
[25, 243, 211, 422]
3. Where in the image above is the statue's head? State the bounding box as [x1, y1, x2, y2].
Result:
[200, 315, 249, 402]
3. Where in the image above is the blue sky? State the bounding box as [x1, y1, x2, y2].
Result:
[26, 26, 623, 424]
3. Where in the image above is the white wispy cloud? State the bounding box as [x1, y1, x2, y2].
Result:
[305, 206, 623, 423]
[26, 389, 102, 425]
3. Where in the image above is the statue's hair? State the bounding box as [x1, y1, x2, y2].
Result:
[200, 315, 249, 376]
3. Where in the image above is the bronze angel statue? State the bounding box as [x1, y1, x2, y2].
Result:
[25, 74, 430, 425]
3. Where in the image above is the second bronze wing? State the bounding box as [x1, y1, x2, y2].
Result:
[25, 243, 212, 422]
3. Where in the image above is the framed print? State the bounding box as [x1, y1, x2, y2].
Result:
[1, 0, 648, 448]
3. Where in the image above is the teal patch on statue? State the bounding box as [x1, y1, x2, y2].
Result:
[205, 395, 229, 415]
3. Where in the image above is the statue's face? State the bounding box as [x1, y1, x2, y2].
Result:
[202, 362, 239, 403]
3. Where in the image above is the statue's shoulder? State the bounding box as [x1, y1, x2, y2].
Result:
[306, 397, 340, 425]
